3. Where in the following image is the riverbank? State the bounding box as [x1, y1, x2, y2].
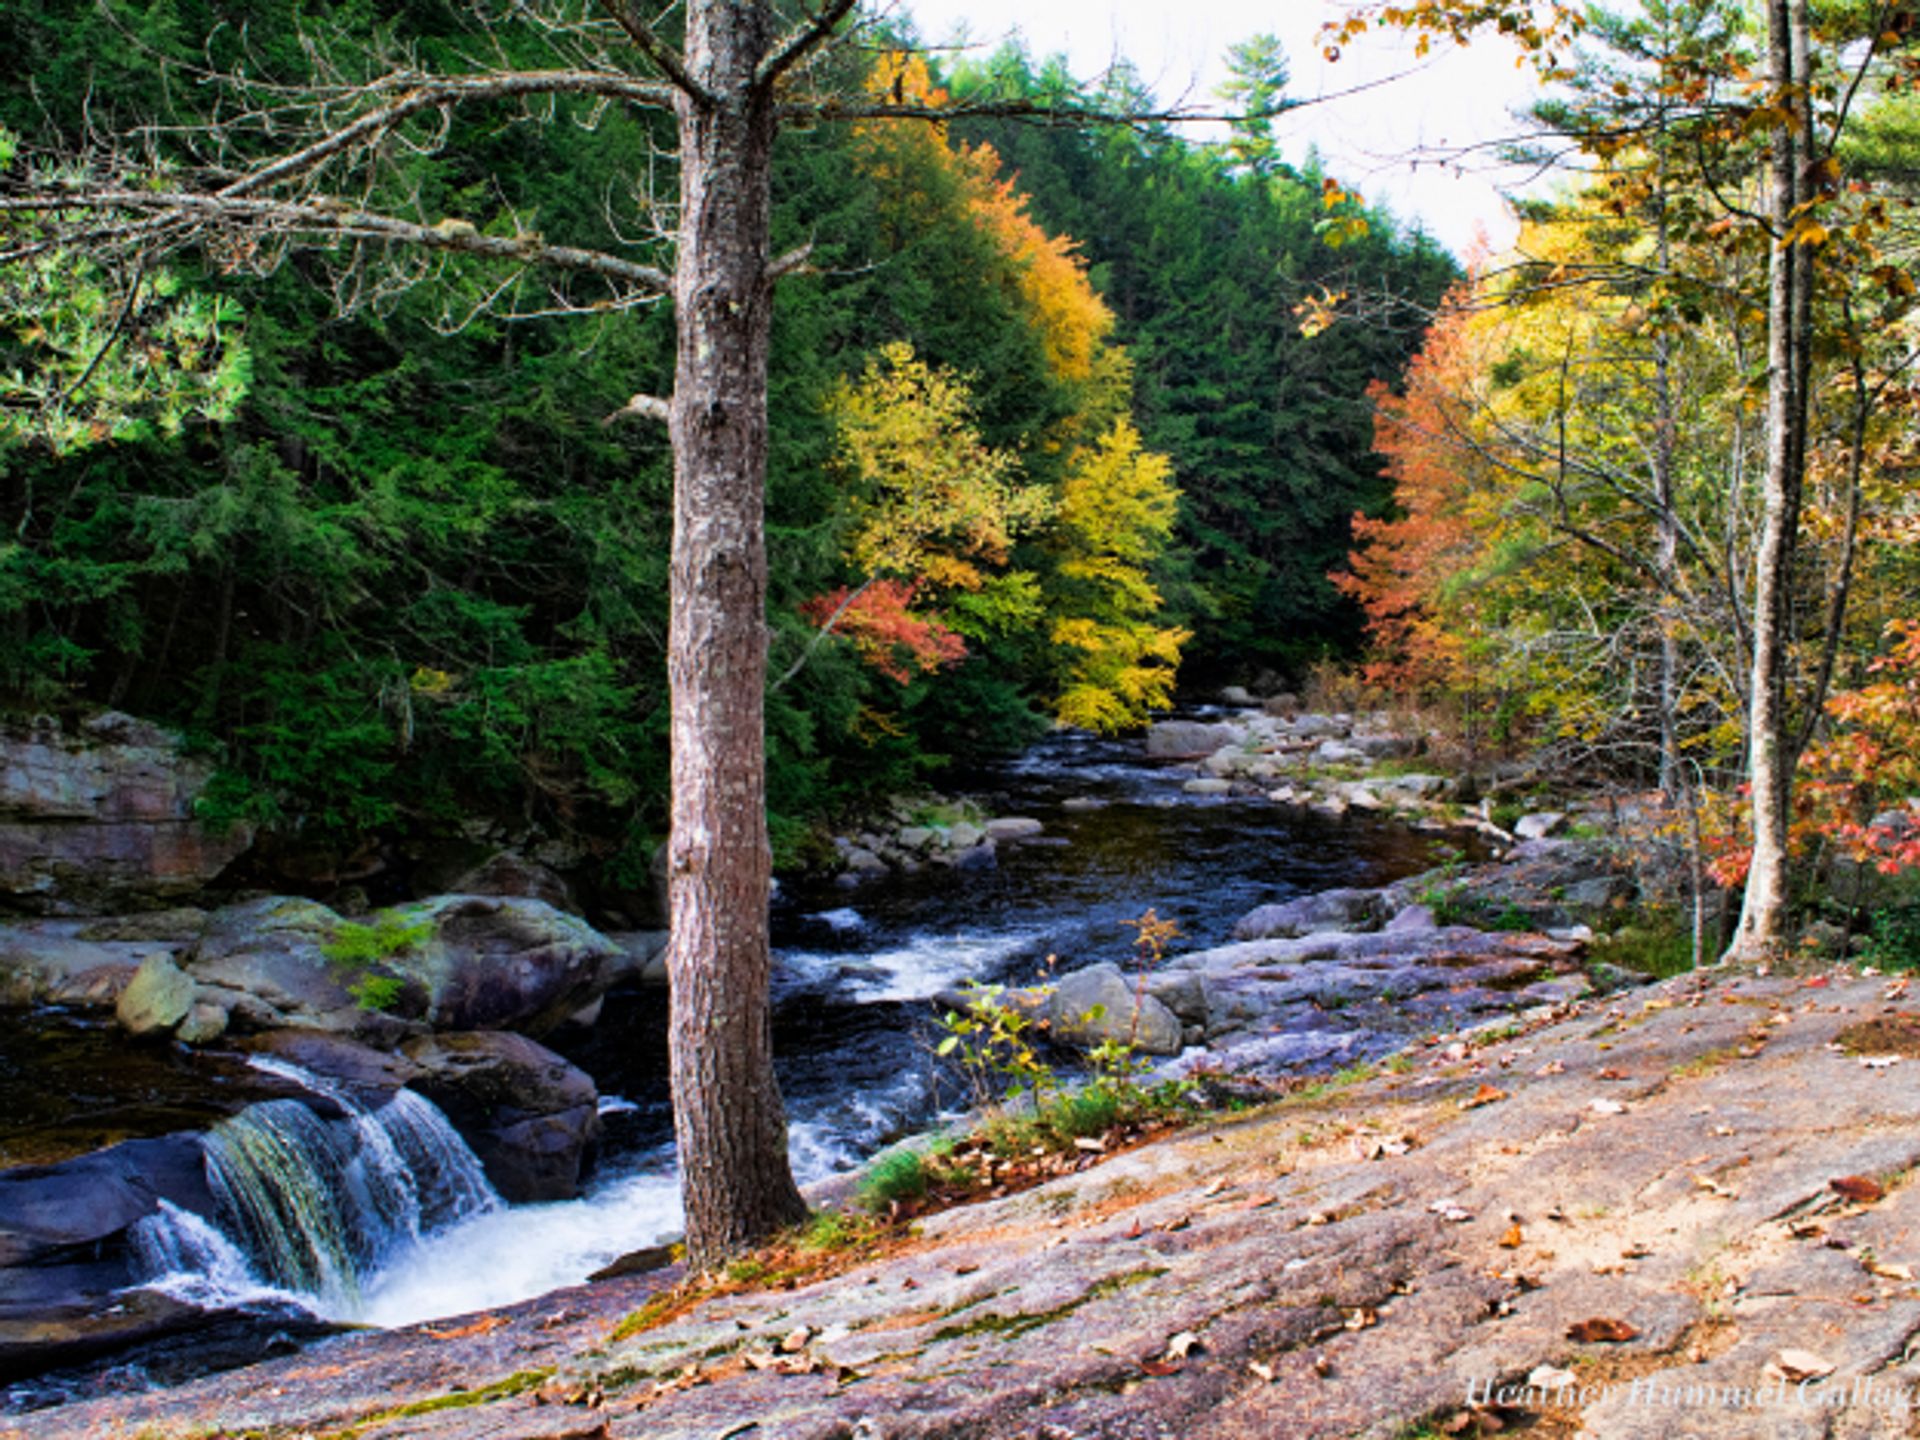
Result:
[28, 956, 1920, 1440]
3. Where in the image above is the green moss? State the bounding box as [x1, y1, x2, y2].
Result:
[930, 1268, 1165, 1344]
[611, 1291, 682, 1342]
[322, 1369, 552, 1440]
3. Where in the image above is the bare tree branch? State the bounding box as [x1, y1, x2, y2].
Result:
[756, 0, 861, 91]
[603, 392, 672, 425]
[215, 69, 677, 199]
[595, 0, 712, 105]
[0, 190, 673, 296]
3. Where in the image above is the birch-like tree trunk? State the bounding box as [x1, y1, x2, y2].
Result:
[1729, 0, 1813, 961]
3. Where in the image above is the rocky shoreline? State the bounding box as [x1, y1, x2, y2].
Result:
[20, 956, 1919, 1439]
[0, 694, 1681, 1402]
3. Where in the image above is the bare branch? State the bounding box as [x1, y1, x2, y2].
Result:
[596, 0, 711, 105]
[216, 69, 677, 198]
[0, 191, 673, 297]
[756, 0, 861, 92]
[768, 241, 814, 282]
[603, 392, 671, 426]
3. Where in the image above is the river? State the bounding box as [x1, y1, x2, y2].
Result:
[364, 723, 1456, 1327]
[3, 719, 1465, 1405]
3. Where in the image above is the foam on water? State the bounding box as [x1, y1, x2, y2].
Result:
[809, 907, 867, 933]
[779, 926, 1045, 1002]
[351, 1166, 685, 1328]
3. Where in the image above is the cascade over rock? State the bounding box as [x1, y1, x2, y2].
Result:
[399, 1032, 601, 1203]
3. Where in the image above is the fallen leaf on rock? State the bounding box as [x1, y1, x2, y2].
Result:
[1589, 1098, 1626, 1115]
[1528, 1364, 1578, 1390]
[424, 1313, 509, 1340]
[1568, 1317, 1640, 1343]
[1499, 1224, 1524, 1249]
[1465, 1083, 1508, 1108]
[1139, 1358, 1182, 1377]
[1765, 1349, 1835, 1382]
[1166, 1330, 1204, 1359]
[1597, 1067, 1631, 1081]
[1832, 1175, 1886, 1204]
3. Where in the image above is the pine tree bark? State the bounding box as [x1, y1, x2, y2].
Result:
[664, 0, 808, 1265]
[1729, 0, 1814, 961]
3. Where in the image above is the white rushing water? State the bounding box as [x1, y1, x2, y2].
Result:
[129, 1060, 891, 1331]
[349, 1165, 684, 1327]
[779, 925, 1047, 1002]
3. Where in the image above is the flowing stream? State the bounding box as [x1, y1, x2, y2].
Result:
[47, 722, 1463, 1346]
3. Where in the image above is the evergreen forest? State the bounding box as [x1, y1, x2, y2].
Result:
[0, 4, 1452, 898]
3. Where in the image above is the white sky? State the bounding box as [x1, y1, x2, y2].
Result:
[890, 0, 1549, 256]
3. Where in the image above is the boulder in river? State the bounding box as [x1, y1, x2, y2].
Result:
[115, 954, 198, 1037]
[390, 895, 625, 1035]
[400, 1032, 600, 1203]
[1233, 887, 1390, 942]
[185, 893, 625, 1041]
[1146, 720, 1238, 758]
[0, 920, 153, 1010]
[187, 896, 388, 1039]
[1046, 964, 1184, 1057]
[0, 1132, 233, 1379]
[0, 711, 253, 915]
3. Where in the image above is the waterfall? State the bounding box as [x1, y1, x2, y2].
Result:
[131, 1060, 501, 1321]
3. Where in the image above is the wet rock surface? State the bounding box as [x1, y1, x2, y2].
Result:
[400, 1032, 601, 1203]
[21, 965, 1920, 1439]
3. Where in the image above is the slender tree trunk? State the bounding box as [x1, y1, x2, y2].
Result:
[1652, 134, 1681, 801]
[664, 0, 808, 1267]
[1730, 0, 1814, 960]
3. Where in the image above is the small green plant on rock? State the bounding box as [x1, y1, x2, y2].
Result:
[322, 908, 431, 1011]
[935, 982, 1058, 1107]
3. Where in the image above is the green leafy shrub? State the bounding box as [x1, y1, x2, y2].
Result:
[1861, 906, 1920, 973]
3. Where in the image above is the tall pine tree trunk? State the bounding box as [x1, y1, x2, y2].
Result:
[1730, 0, 1814, 960]
[665, 0, 807, 1265]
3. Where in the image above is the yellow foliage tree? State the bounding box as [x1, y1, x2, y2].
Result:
[1049, 418, 1188, 732]
[829, 340, 1051, 624]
